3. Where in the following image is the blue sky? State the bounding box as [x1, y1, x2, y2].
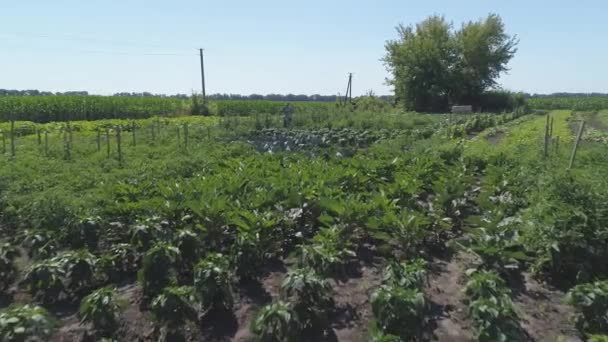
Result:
[1, 0, 606, 96]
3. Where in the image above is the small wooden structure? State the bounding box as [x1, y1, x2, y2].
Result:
[451, 105, 473, 114]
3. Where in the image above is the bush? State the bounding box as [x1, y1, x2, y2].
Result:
[0, 243, 20, 292]
[193, 253, 234, 312]
[151, 286, 197, 326]
[382, 259, 428, 289]
[279, 268, 333, 331]
[371, 285, 426, 339]
[0, 304, 56, 341]
[138, 243, 180, 299]
[250, 301, 298, 342]
[21, 259, 66, 304]
[566, 280, 608, 334]
[79, 287, 122, 337]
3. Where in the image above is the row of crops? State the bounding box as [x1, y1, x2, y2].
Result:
[0, 96, 341, 123]
[529, 96, 608, 111]
[1, 109, 608, 341]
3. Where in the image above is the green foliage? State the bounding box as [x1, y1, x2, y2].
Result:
[138, 243, 180, 299]
[296, 225, 356, 276]
[21, 259, 66, 304]
[174, 229, 201, 267]
[0, 304, 56, 342]
[371, 285, 426, 339]
[566, 280, 608, 334]
[279, 268, 333, 331]
[463, 270, 521, 341]
[56, 250, 98, 293]
[250, 301, 299, 342]
[382, 259, 428, 289]
[0, 243, 20, 292]
[384, 14, 517, 112]
[193, 253, 234, 312]
[79, 287, 122, 336]
[151, 286, 197, 326]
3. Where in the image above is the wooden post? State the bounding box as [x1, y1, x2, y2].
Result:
[10, 119, 15, 157]
[97, 130, 101, 152]
[555, 136, 560, 155]
[150, 123, 156, 142]
[132, 122, 136, 146]
[44, 131, 49, 156]
[116, 126, 123, 166]
[543, 114, 550, 158]
[176, 126, 181, 148]
[183, 123, 188, 150]
[37, 129, 42, 145]
[106, 128, 111, 158]
[569, 120, 585, 169]
[549, 116, 554, 138]
[1, 132, 5, 154]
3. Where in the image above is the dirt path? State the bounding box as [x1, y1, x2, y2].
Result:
[425, 252, 474, 342]
[513, 273, 582, 342]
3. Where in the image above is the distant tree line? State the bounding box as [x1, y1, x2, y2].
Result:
[0, 89, 393, 102]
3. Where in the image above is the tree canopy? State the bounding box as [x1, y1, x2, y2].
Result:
[384, 14, 518, 112]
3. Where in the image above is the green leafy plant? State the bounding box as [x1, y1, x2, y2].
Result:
[174, 229, 201, 267]
[250, 301, 298, 342]
[79, 287, 122, 337]
[296, 225, 356, 276]
[382, 259, 428, 289]
[566, 280, 608, 334]
[20, 229, 57, 259]
[138, 243, 180, 299]
[151, 286, 197, 326]
[0, 243, 20, 292]
[63, 217, 100, 250]
[21, 259, 66, 304]
[0, 304, 56, 342]
[56, 250, 98, 294]
[371, 285, 426, 339]
[193, 253, 234, 312]
[279, 267, 333, 331]
[98, 243, 139, 282]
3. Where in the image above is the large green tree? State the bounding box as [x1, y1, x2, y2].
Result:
[384, 14, 518, 112]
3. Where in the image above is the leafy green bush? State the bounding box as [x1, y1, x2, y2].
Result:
[382, 259, 428, 289]
[0, 304, 56, 342]
[296, 225, 356, 276]
[138, 243, 180, 299]
[79, 287, 122, 337]
[193, 253, 234, 312]
[63, 217, 100, 250]
[20, 229, 57, 259]
[250, 301, 298, 342]
[0, 243, 20, 292]
[98, 243, 139, 282]
[151, 286, 197, 326]
[174, 229, 201, 268]
[279, 268, 333, 331]
[56, 250, 98, 294]
[371, 285, 426, 339]
[21, 259, 66, 304]
[566, 280, 608, 334]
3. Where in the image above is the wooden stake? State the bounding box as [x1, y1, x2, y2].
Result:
[183, 123, 188, 150]
[37, 129, 42, 145]
[44, 131, 48, 156]
[543, 114, 550, 158]
[97, 130, 101, 152]
[1, 132, 5, 154]
[176, 126, 181, 148]
[106, 128, 111, 158]
[132, 123, 136, 146]
[116, 126, 123, 166]
[10, 119, 15, 157]
[569, 120, 585, 169]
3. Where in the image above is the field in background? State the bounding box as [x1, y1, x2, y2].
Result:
[0, 104, 607, 341]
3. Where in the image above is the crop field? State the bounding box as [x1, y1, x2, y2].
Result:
[0, 106, 607, 342]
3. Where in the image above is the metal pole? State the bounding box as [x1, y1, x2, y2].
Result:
[200, 48, 206, 102]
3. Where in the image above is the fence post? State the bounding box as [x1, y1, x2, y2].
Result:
[1, 131, 5, 154]
[116, 126, 123, 166]
[543, 114, 550, 158]
[97, 130, 101, 152]
[184, 123, 188, 150]
[106, 128, 111, 158]
[10, 119, 15, 157]
[568, 120, 585, 170]
[132, 122, 136, 146]
[555, 136, 560, 155]
[44, 131, 49, 156]
[176, 126, 181, 148]
[37, 129, 42, 145]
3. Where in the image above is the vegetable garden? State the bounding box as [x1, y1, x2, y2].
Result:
[0, 105, 607, 341]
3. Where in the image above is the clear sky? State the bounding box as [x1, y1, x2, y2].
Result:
[1, 0, 606, 96]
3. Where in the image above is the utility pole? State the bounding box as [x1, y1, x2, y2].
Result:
[199, 48, 206, 102]
[343, 73, 353, 104]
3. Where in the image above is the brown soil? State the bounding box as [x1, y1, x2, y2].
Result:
[425, 252, 475, 342]
[513, 273, 582, 342]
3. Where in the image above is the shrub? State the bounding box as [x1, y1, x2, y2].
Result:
[56, 250, 98, 294]
[566, 280, 608, 334]
[279, 268, 333, 331]
[79, 287, 122, 337]
[0, 304, 56, 342]
[138, 243, 180, 299]
[296, 226, 356, 276]
[0, 243, 20, 292]
[193, 253, 233, 312]
[382, 259, 428, 289]
[21, 259, 66, 304]
[371, 285, 426, 339]
[151, 286, 197, 326]
[175, 229, 201, 268]
[250, 301, 298, 342]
